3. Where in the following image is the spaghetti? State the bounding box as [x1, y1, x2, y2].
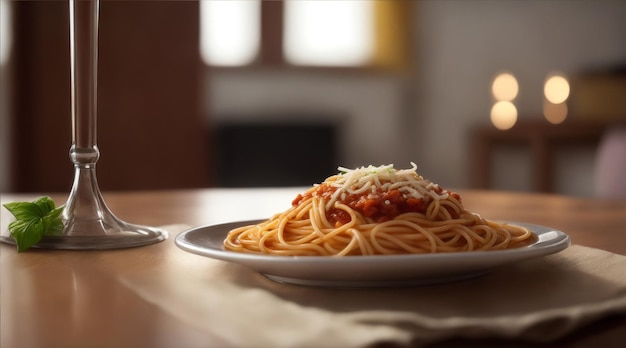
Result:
[224, 163, 535, 256]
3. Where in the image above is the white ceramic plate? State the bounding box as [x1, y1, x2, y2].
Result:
[175, 220, 570, 287]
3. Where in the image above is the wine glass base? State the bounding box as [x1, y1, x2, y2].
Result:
[0, 226, 168, 250]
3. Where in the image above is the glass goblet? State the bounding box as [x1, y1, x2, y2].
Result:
[25, 0, 167, 249]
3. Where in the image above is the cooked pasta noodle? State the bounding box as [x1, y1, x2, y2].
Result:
[224, 163, 535, 256]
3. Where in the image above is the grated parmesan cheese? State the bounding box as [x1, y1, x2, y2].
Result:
[324, 163, 449, 211]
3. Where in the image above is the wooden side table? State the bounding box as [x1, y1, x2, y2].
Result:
[470, 120, 616, 192]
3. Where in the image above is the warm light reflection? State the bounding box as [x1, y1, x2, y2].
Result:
[544, 101, 568, 124]
[490, 101, 518, 130]
[544, 74, 570, 104]
[491, 72, 519, 101]
[543, 73, 569, 124]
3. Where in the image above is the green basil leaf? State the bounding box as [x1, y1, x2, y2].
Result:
[34, 196, 56, 215]
[3, 196, 65, 252]
[48, 205, 64, 219]
[3, 202, 42, 220]
[42, 214, 64, 236]
[7, 219, 27, 236]
[10, 219, 45, 253]
[47, 220, 64, 236]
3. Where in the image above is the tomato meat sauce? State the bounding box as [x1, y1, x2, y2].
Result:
[292, 183, 461, 225]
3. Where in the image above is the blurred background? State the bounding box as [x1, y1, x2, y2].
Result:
[1, 0, 625, 197]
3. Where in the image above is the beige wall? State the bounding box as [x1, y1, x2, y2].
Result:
[414, 0, 626, 195]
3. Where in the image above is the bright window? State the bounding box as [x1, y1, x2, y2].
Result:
[199, 0, 260, 66]
[199, 0, 410, 69]
[283, 1, 374, 66]
[0, 0, 12, 65]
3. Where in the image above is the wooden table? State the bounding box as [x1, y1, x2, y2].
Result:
[1, 188, 625, 347]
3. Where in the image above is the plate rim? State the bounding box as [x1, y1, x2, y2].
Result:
[174, 220, 570, 286]
[175, 219, 570, 262]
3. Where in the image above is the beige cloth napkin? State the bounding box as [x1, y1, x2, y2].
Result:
[121, 225, 626, 348]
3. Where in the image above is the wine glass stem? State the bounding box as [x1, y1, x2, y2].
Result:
[70, 0, 98, 152]
[64, 0, 105, 229]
